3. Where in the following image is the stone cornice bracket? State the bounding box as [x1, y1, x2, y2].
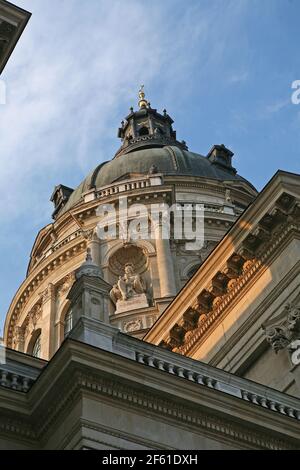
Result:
[81, 228, 95, 241]
[49, 229, 57, 246]
[56, 274, 75, 299]
[262, 303, 300, 353]
[14, 325, 26, 348]
[6, 241, 88, 348]
[69, 211, 84, 230]
[239, 201, 295, 260]
[39, 283, 55, 304]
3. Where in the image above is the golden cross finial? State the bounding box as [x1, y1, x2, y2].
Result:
[138, 84, 148, 108]
[139, 84, 144, 97]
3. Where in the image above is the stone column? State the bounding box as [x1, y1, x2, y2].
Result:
[39, 283, 56, 359]
[15, 326, 25, 353]
[131, 115, 137, 139]
[153, 222, 176, 298]
[68, 249, 111, 325]
[148, 114, 154, 134]
[88, 231, 101, 268]
[67, 249, 121, 351]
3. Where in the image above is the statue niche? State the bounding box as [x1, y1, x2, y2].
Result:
[110, 263, 149, 314]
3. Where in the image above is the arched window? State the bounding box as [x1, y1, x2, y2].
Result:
[64, 309, 73, 338]
[154, 127, 164, 135]
[187, 264, 200, 279]
[27, 328, 42, 358]
[139, 126, 149, 136]
[32, 334, 41, 358]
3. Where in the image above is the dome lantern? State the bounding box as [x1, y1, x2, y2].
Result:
[116, 87, 188, 158]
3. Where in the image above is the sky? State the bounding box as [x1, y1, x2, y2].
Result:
[0, 0, 300, 331]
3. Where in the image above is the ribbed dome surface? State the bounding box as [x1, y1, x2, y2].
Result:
[60, 146, 255, 215]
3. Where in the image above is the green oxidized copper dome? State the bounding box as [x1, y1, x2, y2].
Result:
[51, 88, 256, 219]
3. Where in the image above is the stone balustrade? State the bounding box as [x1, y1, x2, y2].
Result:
[95, 175, 162, 200]
[4, 310, 300, 425]
[0, 368, 34, 392]
[97, 179, 151, 198]
[136, 350, 300, 420]
[52, 230, 82, 253]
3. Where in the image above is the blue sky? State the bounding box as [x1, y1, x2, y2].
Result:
[0, 0, 300, 331]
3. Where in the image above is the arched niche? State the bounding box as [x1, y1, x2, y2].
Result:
[182, 261, 202, 280]
[56, 299, 71, 347]
[109, 244, 148, 277]
[107, 243, 154, 310]
[139, 126, 149, 136]
[102, 239, 155, 266]
[27, 328, 42, 358]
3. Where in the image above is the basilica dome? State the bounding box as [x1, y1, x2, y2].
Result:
[53, 86, 255, 219]
[59, 145, 255, 217]
[5, 87, 258, 359]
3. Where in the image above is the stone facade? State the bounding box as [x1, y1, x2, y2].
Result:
[3, 93, 257, 359]
[145, 171, 300, 398]
[2, 35, 300, 447]
[1, 289, 300, 449]
[1, 169, 300, 450]
[0, 1, 31, 74]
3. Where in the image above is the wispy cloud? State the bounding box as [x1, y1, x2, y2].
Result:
[1, 0, 175, 221]
[254, 98, 291, 121]
[228, 70, 249, 84]
[264, 98, 290, 115]
[0, 0, 258, 326]
[0, 0, 251, 223]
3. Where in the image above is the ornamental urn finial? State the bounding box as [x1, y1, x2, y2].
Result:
[75, 247, 102, 280]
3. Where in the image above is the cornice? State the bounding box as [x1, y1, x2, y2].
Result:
[63, 420, 125, 450]
[144, 178, 300, 352]
[0, 391, 36, 442]
[33, 369, 294, 449]
[5, 238, 87, 347]
[2, 336, 300, 448]
[0, 419, 36, 443]
[79, 419, 172, 450]
[209, 262, 300, 371]
[25, 340, 300, 449]
[180, 224, 300, 356]
[34, 175, 254, 267]
[0, 0, 31, 75]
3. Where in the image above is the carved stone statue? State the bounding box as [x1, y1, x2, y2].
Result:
[110, 263, 146, 303]
[110, 263, 148, 313]
[109, 284, 123, 305]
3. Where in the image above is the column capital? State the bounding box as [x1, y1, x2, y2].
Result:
[262, 303, 300, 354]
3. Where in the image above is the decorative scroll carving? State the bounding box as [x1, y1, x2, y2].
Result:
[123, 319, 143, 333]
[39, 283, 55, 304]
[12, 300, 43, 346]
[160, 191, 300, 353]
[81, 229, 94, 241]
[168, 323, 186, 349]
[7, 240, 87, 348]
[13, 326, 26, 349]
[177, 240, 217, 260]
[262, 303, 300, 353]
[56, 273, 75, 299]
[29, 303, 42, 330]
